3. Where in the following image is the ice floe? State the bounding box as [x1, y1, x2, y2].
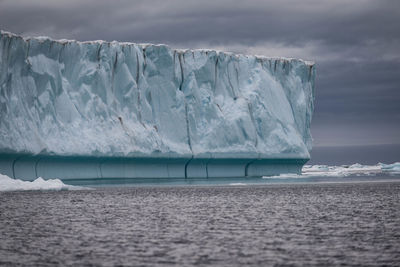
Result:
[264, 162, 400, 179]
[0, 173, 84, 192]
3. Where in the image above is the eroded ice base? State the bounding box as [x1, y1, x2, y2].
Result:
[0, 154, 306, 181]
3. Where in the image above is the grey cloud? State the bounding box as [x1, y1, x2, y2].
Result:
[0, 0, 399, 146]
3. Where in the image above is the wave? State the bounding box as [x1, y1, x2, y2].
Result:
[264, 162, 400, 179]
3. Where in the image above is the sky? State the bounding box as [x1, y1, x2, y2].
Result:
[0, 0, 399, 147]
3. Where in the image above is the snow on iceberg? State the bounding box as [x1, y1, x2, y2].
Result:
[0, 31, 315, 180]
[0, 173, 81, 191]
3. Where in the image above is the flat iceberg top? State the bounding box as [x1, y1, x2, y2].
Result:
[0, 30, 315, 159]
[0, 30, 315, 67]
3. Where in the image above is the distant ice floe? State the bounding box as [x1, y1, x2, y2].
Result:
[0, 173, 83, 192]
[264, 162, 400, 179]
[380, 162, 400, 173]
[229, 183, 248, 186]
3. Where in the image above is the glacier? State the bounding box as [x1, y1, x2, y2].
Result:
[0, 31, 315, 181]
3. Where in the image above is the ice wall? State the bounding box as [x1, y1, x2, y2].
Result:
[0, 31, 315, 179]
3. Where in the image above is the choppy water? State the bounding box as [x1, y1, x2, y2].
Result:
[1, 180, 400, 266]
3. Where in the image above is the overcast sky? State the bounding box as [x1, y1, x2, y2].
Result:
[1, 0, 399, 147]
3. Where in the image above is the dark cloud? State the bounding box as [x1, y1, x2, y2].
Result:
[1, 0, 399, 146]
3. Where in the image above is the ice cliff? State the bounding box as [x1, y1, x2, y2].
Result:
[0, 31, 315, 179]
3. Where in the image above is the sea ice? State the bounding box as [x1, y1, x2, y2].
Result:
[380, 162, 400, 173]
[0, 173, 81, 191]
[264, 162, 400, 178]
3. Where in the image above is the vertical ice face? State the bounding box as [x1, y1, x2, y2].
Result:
[0, 31, 315, 160]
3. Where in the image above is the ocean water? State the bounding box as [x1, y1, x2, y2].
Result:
[1, 177, 400, 266]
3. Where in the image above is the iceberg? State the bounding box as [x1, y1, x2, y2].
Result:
[0, 31, 315, 180]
